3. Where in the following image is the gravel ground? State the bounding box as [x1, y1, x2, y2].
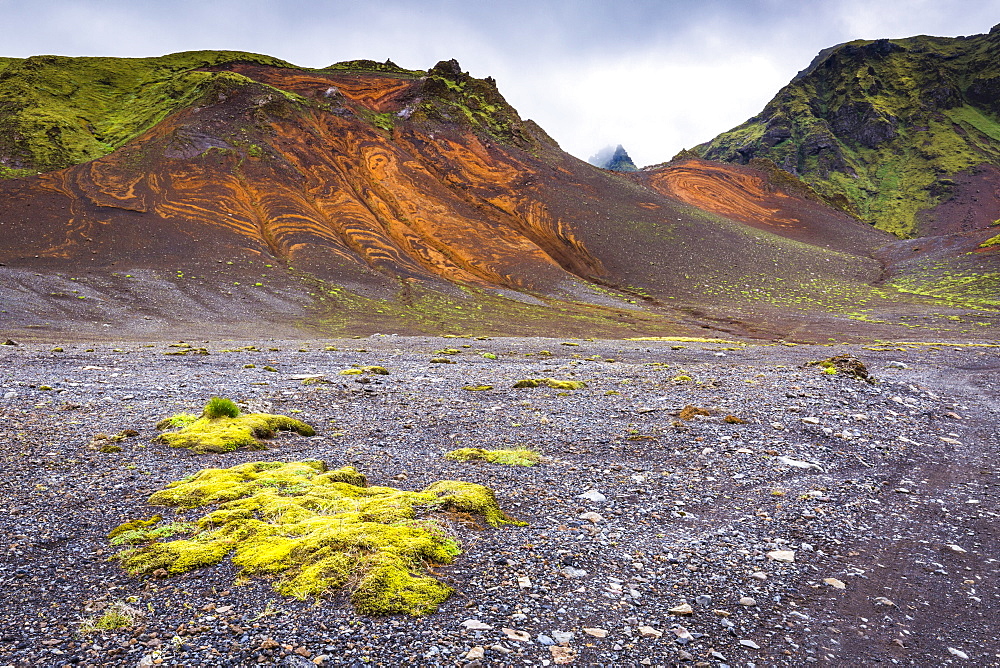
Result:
[1, 335, 998, 667]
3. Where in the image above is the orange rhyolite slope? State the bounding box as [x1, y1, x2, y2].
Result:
[0, 56, 918, 338]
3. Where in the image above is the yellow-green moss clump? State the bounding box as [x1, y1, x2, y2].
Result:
[980, 233, 1000, 248]
[155, 399, 315, 454]
[445, 448, 540, 467]
[512, 378, 587, 390]
[109, 461, 523, 616]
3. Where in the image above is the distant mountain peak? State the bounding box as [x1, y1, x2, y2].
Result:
[589, 144, 638, 172]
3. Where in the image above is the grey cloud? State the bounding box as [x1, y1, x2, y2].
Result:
[3, 0, 1000, 165]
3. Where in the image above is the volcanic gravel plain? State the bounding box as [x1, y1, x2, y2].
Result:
[1, 335, 998, 667]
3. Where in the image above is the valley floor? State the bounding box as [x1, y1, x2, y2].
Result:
[0, 336, 998, 667]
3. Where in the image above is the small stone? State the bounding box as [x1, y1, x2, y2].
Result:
[537, 634, 555, 646]
[767, 550, 795, 563]
[583, 627, 608, 638]
[739, 639, 761, 649]
[668, 603, 694, 615]
[502, 628, 531, 642]
[948, 647, 969, 660]
[579, 512, 604, 524]
[887, 361, 908, 369]
[695, 594, 712, 606]
[517, 575, 532, 589]
[801, 417, 821, 425]
[873, 596, 895, 607]
[777, 457, 822, 471]
[739, 597, 756, 607]
[638, 625, 662, 638]
[946, 544, 968, 553]
[751, 571, 767, 581]
[552, 631, 574, 645]
[462, 620, 493, 631]
[823, 578, 846, 589]
[550, 645, 576, 664]
[713, 609, 731, 617]
[672, 626, 693, 641]
[561, 566, 588, 579]
[578, 490, 607, 502]
[466, 646, 485, 660]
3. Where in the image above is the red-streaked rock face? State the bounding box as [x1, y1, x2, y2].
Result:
[2, 58, 994, 339]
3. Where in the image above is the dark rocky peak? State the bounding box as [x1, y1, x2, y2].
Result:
[429, 59, 465, 80]
[590, 145, 638, 172]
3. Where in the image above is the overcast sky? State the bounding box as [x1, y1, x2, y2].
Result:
[4, 0, 1000, 166]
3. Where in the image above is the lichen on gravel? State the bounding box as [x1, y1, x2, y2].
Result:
[512, 378, 587, 390]
[109, 460, 524, 616]
[444, 447, 541, 466]
[155, 398, 315, 453]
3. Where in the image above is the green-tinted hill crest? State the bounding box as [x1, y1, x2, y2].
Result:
[696, 27, 1000, 238]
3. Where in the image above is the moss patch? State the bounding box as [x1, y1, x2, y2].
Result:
[980, 233, 1000, 248]
[444, 448, 540, 467]
[806, 355, 875, 383]
[512, 378, 587, 390]
[155, 399, 315, 454]
[109, 461, 523, 616]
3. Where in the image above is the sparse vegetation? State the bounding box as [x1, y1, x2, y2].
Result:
[109, 461, 523, 615]
[445, 447, 541, 466]
[155, 399, 314, 453]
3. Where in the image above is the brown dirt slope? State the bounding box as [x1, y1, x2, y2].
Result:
[0, 57, 996, 340]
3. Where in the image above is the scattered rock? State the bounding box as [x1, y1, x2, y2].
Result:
[823, 577, 846, 589]
[767, 550, 796, 563]
[502, 628, 531, 642]
[668, 603, 694, 615]
[739, 596, 757, 607]
[550, 645, 577, 664]
[561, 566, 588, 579]
[739, 639, 761, 649]
[777, 456, 823, 471]
[582, 627, 608, 638]
[578, 490, 607, 502]
[552, 631, 574, 645]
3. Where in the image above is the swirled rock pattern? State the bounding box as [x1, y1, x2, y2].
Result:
[0, 54, 996, 338]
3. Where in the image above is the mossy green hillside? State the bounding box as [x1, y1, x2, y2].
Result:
[445, 448, 541, 466]
[109, 461, 524, 616]
[0, 52, 537, 176]
[0, 51, 301, 174]
[697, 28, 1000, 236]
[155, 398, 314, 454]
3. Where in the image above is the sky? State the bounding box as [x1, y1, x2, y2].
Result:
[3, 0, 1000, 166]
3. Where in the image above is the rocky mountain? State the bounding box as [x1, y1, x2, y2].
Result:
[696, 25, 1000, 241]
[591, 145, 638, 172]
[0, 51, 996, 340]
